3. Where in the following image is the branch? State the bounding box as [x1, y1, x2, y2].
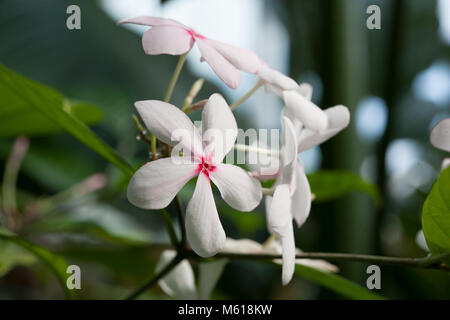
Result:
[124, 253, 183, 300]
[190, 250, 450, 271]
[174, 196, 186, 247]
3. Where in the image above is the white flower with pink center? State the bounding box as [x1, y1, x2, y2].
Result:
[118, 16, 262, 89]
[127, 93, 262, 257]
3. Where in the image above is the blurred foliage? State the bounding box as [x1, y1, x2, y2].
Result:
[0, 0, 449, 300]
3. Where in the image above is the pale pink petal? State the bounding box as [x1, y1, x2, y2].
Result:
[201, 94, 238, 164]
[221, 238, 263, 253]
[291, 160, 311, 227]
[203, 39, 262, 73]
[267, 185, 295, 285]
[258, 65, 298, 93]
[283, 90, 328, 132]
[186, 173, 226, 257]
[127, 158, 198, 209]
[198, 259, 228, 300]
[210, 164, 262, 211]
[142, 26, 194, 55]
[297, 105, 350, 153]
[430, 118, 450, 152]
[135, 100, 203, 158]
[117, 16, 186, 28]
[281, 116, 298, 166]
[156, 250, 197, 299]
[297, 83, 313, 100]
[196, 39, 241, 89]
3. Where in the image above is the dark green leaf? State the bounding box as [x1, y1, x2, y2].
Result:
[294, 264, 387, 300]
[422, 167, 450, 264]
[0, 227, 75, 299]
[0, 63, 134, 178]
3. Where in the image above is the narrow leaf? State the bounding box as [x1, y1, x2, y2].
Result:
[0, 63, 133, 178]
[0, 227, 75, 299]
[295, 264, 387, 300]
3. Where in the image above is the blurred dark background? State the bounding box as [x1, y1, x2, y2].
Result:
[0, 0, 449, 299]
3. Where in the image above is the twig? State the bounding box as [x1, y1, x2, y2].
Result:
[160, 209, 179, 248]
[174, 196, 186, 247]
[132, 114, 152, 145]
[124, 253, 183, 300]
[203, 251, 450, 271]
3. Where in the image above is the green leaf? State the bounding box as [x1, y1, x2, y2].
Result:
[0, 100, 103, 137]
[0, 241, 37, 277]
[294, 264, 387, 300]
[0, 227, 75, 299]
[0, 63, 134, 178]
[422, 166, 450, 264]
[308, 170, 380, 203]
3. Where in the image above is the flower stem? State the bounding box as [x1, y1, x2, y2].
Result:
[2, 137, 29, 232]
[160, 209, 179, 248]
[174, 196, 187, 247]
[164, 52, 188, 103]
[230, 81, 263, 111]
[132, 114, 152, 145]
[233, 144, 279, 157]
[124, 253, 183, 300]
[262, 188, 274, 196]
[149, 53, 189, 160]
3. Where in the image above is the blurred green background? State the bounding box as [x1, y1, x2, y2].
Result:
[0, 0, 449, 299]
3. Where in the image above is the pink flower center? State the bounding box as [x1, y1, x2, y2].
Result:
[186, 28, 205, 40]
[197, 156, 216, 178]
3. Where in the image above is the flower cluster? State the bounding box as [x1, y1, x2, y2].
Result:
[122, 17, 350, 287]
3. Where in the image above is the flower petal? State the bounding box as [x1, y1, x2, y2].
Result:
[127, 158, 198, 209]
[203, 39, 262, 73]
[135, 100, 203, 158]
[297, 105, 350, 153]
[267, 185, 292, 233]
[202, 94, 238, 164]
[297, 83, 313, 100]
[117, 16, 186, 28]
[210, 164, 262, 211]
[258, 65, 298, 93]
[281, 116, 298, 166]
[198, 259, 228, 300]
[291, 160, 311, 227]
[156, 250, 197, 299]
[267, 185, 295, 285]
[196, 39, 241, 89]
[430, 118, 450, 152]
[442, 158, 450, 171]
[222, 238, 263, 253]
[186, 173, 226, 257]
[283, 90, 328, 132]
[141, 26, 194, 55]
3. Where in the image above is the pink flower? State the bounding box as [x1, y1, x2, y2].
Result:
[118, 16, 262, 89]
[127, 93, 262, 257]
